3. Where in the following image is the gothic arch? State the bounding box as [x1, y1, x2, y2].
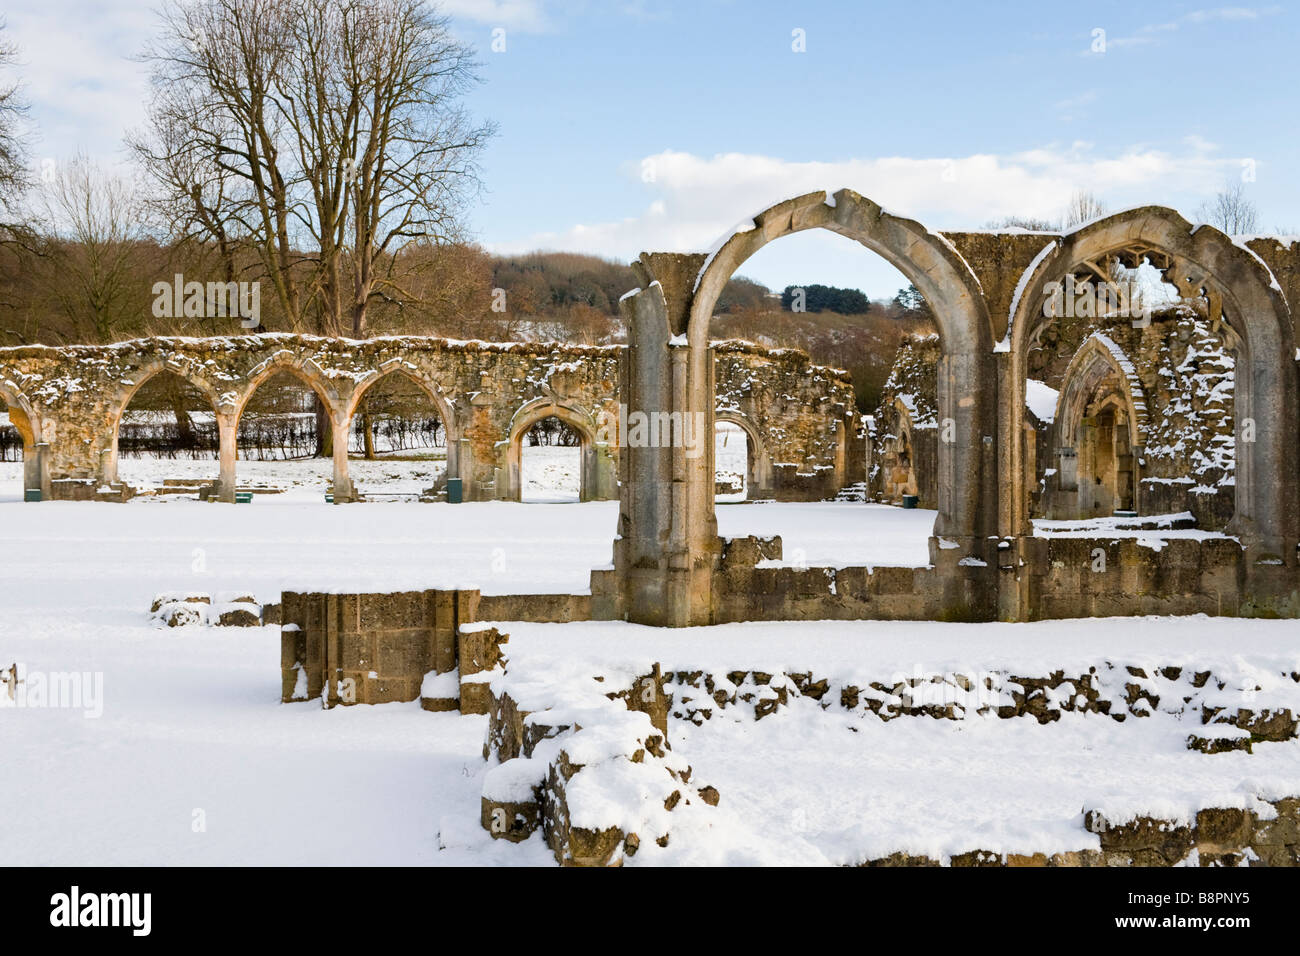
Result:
[236, 352, 340, 425]
[1054, 333, 1149, 451]
[1006, 206, 1297, 558]
[106, 358, 224, 486]
[344, 363, 459, 446]
[686, 188, 997, 548]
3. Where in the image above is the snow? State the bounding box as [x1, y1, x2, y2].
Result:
[1024, 379, 1059, 423]
[1033, 513, 1233, 552]
[479, 617, 1300, 865]
[3, 459, 1291, 865]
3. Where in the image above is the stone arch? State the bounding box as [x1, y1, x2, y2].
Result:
[343, 362, 457, 439]
[503, 398, 609, 502]
[1048, 334, 1149, 519]
[343, 363, 460, 494]
[234, 351, 349, 501]
[236, 351, 340, 423]
[0, 377, 38, 447]
[105, 359, 224, 487]
[1006, 206, 1297, 558]
[0, 377, 43, 497]
[1054, 334, 1149, 451]
[687, 188, 997, 548]
[713, 410, 772, 500]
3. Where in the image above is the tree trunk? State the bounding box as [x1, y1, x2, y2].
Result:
[361, 407, 375, 460]
[313, 395, 332, 458]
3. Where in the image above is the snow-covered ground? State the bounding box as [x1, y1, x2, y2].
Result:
[520, 445, 579, 503]
[0, 494, 929, 865]
[486, 620, 1300, 865]
[2, 457, 1289, 865]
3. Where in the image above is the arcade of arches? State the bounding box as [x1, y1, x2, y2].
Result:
[0, 334, 856, 507]
[3, 191, 1299, 626]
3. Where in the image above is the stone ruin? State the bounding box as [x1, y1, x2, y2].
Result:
[14, 187, 1300, 865]
[0, 334, 859, 505]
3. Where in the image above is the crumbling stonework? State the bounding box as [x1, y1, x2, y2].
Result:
[713, 341, 859, 500]
[0, 333, 854, 505]
[870, 333, 940, 507]
[613, 193, 1298, 624]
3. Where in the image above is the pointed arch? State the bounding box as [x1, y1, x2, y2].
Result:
[685, 188, 997, 549]
[1006, 206, 1297, 558]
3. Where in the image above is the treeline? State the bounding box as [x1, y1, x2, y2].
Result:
[713, 284, 936, 412]
[780, 284, 870, 315]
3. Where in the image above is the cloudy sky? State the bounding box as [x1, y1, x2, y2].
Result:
[5, 0, 1296, 295]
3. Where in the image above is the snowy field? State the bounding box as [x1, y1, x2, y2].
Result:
[2, 446, 1289, 865]
[0, 485, 935, 865]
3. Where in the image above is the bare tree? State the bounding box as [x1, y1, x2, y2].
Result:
[134, 0, 493, 337]
[1196, 179, 1259, 235]
[136, 0, 308, 327]
[988, 216, 1058, 231]
[39, 153, 149, 341]
[1062, 190, 1107, 229]
[0, 19, 30, 239]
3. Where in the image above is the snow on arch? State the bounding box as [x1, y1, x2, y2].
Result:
[1024, 379, 1059, 424]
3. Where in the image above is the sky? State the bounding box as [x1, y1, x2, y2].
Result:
[5, 0, 1298, 296]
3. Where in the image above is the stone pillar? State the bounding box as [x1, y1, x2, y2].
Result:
[24, 443, 47, 501]
[99, 447, 117, 486]
[216, 412, 237, 503]
[614, 284, 719, 626]
[331, 414, 352, 502]
[456, 437, 474, 500]
[593, 442, 617, 500]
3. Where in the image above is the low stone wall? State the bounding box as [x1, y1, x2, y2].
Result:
[279, 587, 593, 709]
[280, 590, 469, 706]
[866, 800, 1300, 867]
[466, 629, 1300, 866]
[693, 530, 1299, 624]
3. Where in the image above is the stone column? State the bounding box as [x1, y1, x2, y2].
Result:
[614, 284, 719, 626]
[216, 412, 237, 503]
[99, 447, 118, 486]
[24, 442, 47, 501]
[331, 414, 352, 502]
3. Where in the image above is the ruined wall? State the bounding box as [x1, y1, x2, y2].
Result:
[1039, 307, 1236, 528]
[0, 333, 856, 504]
[713, 340, 860, 500]
[870, 334, 940, 508]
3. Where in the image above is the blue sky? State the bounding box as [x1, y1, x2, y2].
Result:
[6, 0, 1298, 295]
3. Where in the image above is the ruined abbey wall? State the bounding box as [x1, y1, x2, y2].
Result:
[0, 333, 859, 504]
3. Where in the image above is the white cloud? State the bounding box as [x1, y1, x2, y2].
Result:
[5, 2, 155, 172]
[1088, 5, 1281, 52]
[439, 0, 551, 32]
[488, 144, 1250, 261]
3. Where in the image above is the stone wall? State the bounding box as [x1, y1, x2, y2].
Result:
[870, 334, 940, 507]
[0, 333, 855, 505]
[713, 340, 861, 500]
[280, 587, 593, 710]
